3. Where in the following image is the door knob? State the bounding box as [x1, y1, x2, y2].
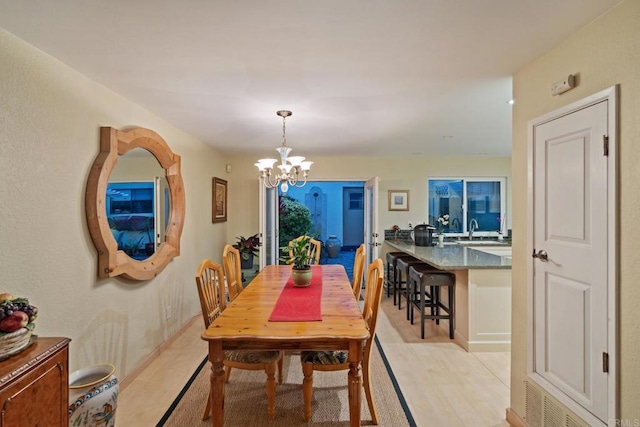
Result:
[532, 249, 548, 262]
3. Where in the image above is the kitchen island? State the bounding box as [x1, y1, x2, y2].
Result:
[385, 239, 512, 352]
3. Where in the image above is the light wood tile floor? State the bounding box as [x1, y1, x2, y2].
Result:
[117, 295, 510, 426]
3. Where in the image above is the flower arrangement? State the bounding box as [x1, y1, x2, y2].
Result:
[436, 214, 449, 235]
[391, 224, 401, 240]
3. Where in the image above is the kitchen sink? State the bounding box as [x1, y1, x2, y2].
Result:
[468, 247, 512, 258]
[456, 240, 508, 246]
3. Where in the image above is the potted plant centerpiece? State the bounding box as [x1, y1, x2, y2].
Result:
[233, 234, 260, 269]
[281, 235, 313, 287]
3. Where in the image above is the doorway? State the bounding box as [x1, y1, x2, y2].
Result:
[342, 187, 364, 249]
[280, 181, 365, 279]
[527, 86, 617, 425]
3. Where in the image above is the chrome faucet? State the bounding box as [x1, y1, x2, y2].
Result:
[469, 218, 479, 240]
[451, 217, 460, 232]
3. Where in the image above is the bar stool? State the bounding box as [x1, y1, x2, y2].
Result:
[384, 252, 411, 298]
[395, 257, 431, 315]
[387, 254, 419, 305]
[408, 265, 456, 339]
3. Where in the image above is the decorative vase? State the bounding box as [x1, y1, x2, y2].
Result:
[241, 253, 254, 269]
[437, 234, 445, 246]
[68, 364, 118, 427]
[291, 268, 312, 287]
[325, 235, 342, 258]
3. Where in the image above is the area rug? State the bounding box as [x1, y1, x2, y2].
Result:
[157, 337, 416, 426]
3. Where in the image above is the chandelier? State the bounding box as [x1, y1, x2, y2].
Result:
[255, 110, 313, 194]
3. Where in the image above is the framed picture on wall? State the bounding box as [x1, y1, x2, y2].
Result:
[388, 190, 409, 211]
[212, 177, 228, 223]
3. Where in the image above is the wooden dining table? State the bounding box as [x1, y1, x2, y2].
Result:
[201, 264, 370, 426]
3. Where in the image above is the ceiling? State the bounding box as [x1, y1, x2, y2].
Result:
[0, 1, 621, 158]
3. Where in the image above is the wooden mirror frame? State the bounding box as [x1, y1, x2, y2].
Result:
[86, 127, 185, 280]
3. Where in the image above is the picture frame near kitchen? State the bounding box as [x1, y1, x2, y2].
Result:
[388, 190, 409, 211]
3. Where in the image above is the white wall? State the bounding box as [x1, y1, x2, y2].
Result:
[0, 29, 228, 380]
[511, 0, 640, 421]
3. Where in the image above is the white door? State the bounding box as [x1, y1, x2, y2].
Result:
[154, 176, 169, 250]
[531, 99, 610, 422]
[342, 187, 365, 247]
[364, 177, 379, 268]
[259, 184, 279, 268]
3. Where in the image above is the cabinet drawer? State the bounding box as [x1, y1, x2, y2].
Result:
[0, 339, 69, 427]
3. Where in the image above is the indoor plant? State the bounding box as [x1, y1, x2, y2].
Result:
[233, 234, 260, 269]
[436, 214, 449, 245]
[281, 235, 313, 287]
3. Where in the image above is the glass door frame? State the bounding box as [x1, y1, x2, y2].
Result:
[364, 177, 379, 269]
[258, 183, 279, 269]
[259, 177, 379, 269]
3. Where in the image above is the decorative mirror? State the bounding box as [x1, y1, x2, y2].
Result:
[86, 127, 185, 280]
[107, 148, 169, 261]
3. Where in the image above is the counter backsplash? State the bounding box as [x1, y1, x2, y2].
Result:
[384, 229, 412, 241]
[385, 229, 513, 243]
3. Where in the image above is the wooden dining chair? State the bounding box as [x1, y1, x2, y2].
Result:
[195, 259, 284, 420]
[351, 244, 366, 301]
[300, 258, 384, 424]
[288, 235, 321, 265]
[222, 245, 244, 300]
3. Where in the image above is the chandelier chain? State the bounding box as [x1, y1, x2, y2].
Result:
[282, 114, 287, 146]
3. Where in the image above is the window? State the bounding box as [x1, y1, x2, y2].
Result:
[428, 178, 506, 236]
[107, 183, 154, 214]
[349, 191, 363, 210]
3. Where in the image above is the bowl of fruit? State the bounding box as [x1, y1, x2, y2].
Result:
[0, 293, 38, 360]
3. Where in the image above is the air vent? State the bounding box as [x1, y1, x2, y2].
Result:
[566, 414, 582, 427]
[524, 380, 591, 427]
[525, 380, 543, 427]
[544, 396, 563, 427]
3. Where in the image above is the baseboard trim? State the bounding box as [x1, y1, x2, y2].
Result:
[467, 340, 512, 352]
[119, 314, 201, 390]
[506, 407, 526, 427]
[454, 329, 469, 352]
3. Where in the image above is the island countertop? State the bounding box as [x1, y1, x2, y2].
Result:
[385, 239, 512, 270]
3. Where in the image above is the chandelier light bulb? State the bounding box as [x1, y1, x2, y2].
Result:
[255, 110, 312, 194]
[256, 158, 277, 172]
[287, 156, 305, 167]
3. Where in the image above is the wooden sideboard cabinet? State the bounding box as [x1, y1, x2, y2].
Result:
[0, 337, 71, 427]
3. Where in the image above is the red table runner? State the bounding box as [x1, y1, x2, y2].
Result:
[268, 266, 323, 321]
